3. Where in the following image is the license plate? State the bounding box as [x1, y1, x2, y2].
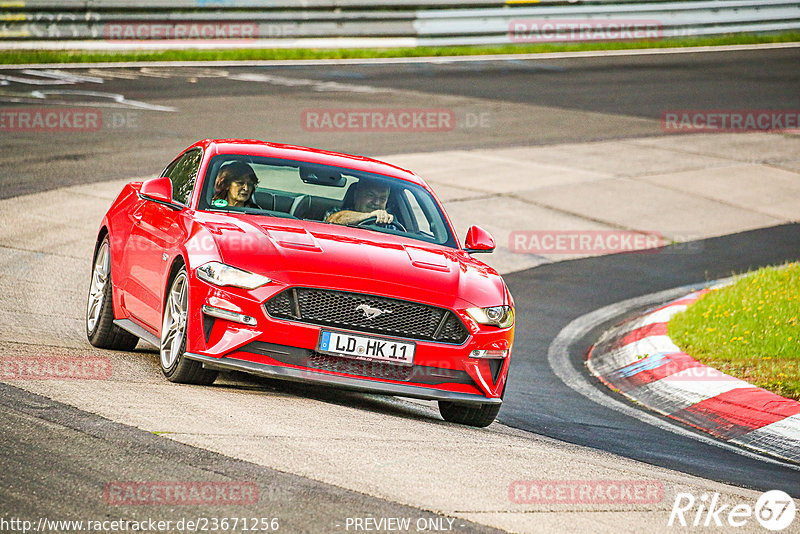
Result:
[317, 331, 415, 366]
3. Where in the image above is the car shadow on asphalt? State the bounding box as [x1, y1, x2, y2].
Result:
[214, 370, 445, 424]
[130, 346, 452, 425]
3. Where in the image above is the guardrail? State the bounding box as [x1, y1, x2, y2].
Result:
[1, 0, 798, 48]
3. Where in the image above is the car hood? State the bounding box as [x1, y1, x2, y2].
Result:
[197, 215, 509, 309]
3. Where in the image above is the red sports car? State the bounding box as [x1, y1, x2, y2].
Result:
[87, 139, 514, 427]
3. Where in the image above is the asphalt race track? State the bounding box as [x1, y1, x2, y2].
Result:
[2, 46, 800, 530]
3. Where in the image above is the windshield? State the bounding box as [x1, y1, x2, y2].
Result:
[198, 155, 457, 248]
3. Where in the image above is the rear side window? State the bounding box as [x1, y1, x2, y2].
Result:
[162, 148, 202, 205]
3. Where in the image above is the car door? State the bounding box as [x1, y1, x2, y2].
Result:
[123, 148, 201, 332]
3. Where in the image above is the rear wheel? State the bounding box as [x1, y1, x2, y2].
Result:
[438, 401, 501, 428]
[160, 267, 218, 385]
[86, 236, 139, 351]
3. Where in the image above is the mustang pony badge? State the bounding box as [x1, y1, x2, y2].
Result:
[356, 304, 392, 320]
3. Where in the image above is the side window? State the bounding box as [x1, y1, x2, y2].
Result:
[162, 149, 202, 205]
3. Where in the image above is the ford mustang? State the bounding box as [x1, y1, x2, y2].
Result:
[87, 139, 514, 427]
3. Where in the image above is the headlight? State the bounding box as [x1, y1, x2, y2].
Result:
[466, 306, 514, 328]
[196, 262, 271, 290]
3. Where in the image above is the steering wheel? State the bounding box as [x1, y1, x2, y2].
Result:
[357, 215, 406, 232]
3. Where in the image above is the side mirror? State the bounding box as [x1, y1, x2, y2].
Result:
[140, 176, 174, 204]
[464, 225, 495, 253]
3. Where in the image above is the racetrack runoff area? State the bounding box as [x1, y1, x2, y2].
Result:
[1, 130, 798, 532]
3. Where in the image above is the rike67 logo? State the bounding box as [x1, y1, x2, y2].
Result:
[668, 490, 796, 531]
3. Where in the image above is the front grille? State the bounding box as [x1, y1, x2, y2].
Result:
[265, 288, 469, 344]
[306, 351, 413, 381]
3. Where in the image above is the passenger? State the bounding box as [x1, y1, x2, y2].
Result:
[212, 162, 259, 208]
[326, 180, 394, 225]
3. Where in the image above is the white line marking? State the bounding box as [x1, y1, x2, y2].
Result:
[22, 90, 177, 112]
[20, 69, 104, 84]
[226, 72, 388, 93]
[547, 280, 800, 470]
[0, 42, 797, 70]
[0, 73, 74, 85]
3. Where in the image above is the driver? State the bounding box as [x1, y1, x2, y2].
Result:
[325, 180, 394, 226]
[212, 162, 259, 208]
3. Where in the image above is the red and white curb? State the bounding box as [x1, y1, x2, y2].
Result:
[587, 289, 800, 464]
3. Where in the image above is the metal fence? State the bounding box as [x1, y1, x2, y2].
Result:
[1, 0, 798, 48]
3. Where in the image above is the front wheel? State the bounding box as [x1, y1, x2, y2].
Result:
[438, 401, 501, 427]
[160, 267, 217, 385]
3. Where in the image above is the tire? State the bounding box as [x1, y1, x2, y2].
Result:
[159, 266, 218, 385]
[438, 401, 501, 428]
[86, 236, 139, 351]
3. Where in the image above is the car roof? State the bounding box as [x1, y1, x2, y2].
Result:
[190, 138, 427, 187]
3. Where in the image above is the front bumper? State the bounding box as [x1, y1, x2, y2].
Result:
[185, 351, 502, 405]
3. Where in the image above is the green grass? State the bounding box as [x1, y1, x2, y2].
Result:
[669, 263, 800, 400]
[1, 32, 798, 65]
